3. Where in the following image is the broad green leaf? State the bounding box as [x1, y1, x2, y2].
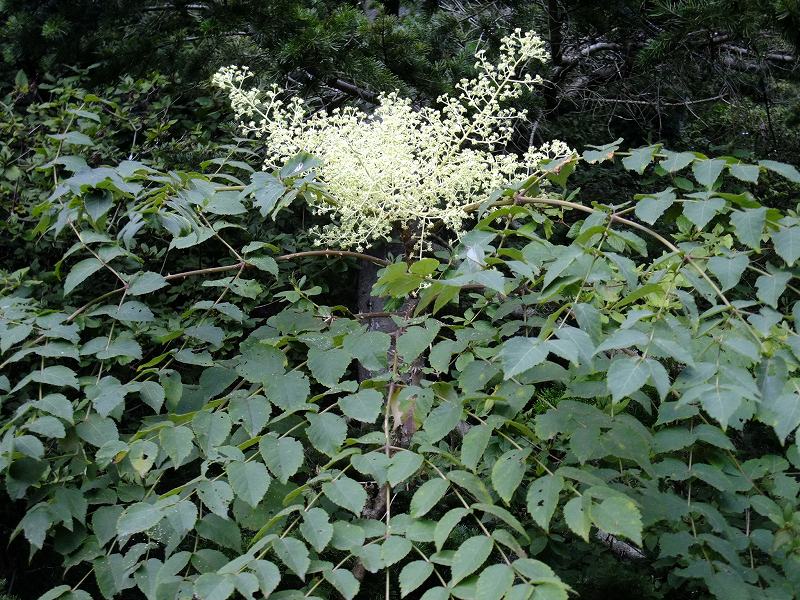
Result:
[76, 414, 119, 447]
[126, 271, 168, 296]
[491, 448, 530, 503]
[410, 479, 449, 518]
[659, 150, 695, 172]
[227, 461, 271, 508]
[692, 158, 725, 188]
[592, 496, 643, 546]
[460, 424, 492, 471]
[323, 569, 360, 600]
[306, 413, 347, 456]
[31, 365, 79, 389]
[756, 270, 792, 308]
[607, 357, 649, 402]
[450, 536, 492, 584]
[230, 395, 270, 436]
[272, 537, 310, 579]
[259, 435, 304, 483]
[388, 450, 423, 486]
[117, 503, 163, 537]
[192, 411, 232, 454]
[27, 415, 66, 439]
[236, 342, 285, 383]
[399, 560, 434, 597]
[423, 400, 462, 443]
[760, 159, 800, 183]
[397, 321, 441, 362]
[682, 197, 725, 230]
[307, 346, 351, 386]
[64, 257, 103, 295]
[526, 474, 564, 532]
[194, 573, 235, 600]
[634, 189, 674, 225]
[159, 426, 194, 467]
[197, 513, 242, 552]
[251, 560, 281, 597]
[707, 255, 749, 291]
[264, 371, 309, 411]
[622, 146, 657, 174]
[300, 508, 333, 553]
[475, 564, 515, 600]
[381, 535, 412, 566]
[773, 225, 800, 266]
[563, 496, 591, 542]
[729, 162, 759, 183]
[730, 207, 766, 249]
[434, 507, 469, 551]
[499, 336, 548, 379]
[339, 389, 383, 423]
[322, 476, 367, 515]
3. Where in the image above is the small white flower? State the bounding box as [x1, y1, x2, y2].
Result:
[213, 30, 573, 250]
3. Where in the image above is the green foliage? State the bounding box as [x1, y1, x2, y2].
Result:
[3, 72, 800, 600]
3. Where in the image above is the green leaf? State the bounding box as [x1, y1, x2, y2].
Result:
[264, 371, 309, 411]
[423, 400, 462, 443]
[491, 448, 530, 503]
[659, 150, 695, 172]
[381, 536, 412, 566]
[634, 189, 674, 225]
[27, 415, 66, 439]
[607, 357, 649, 402]
[192, 411, 232, 454]
[683, 197, 726, 230]
[622, 146, 658, 174]
[460, 423, 492, 471]
[227, 461, 271, 508]
[773, 225, 800, 266]
[526, 475, 564, 532]
[399, 560, 434, 598]
[259, 435, 304, 483]
[564, 496, 591, 542]
[300, 508, 333, 553]
[692, 159, 726, 188]
[450, 536, 493, 584]
[323, 569, 360, 600]
[730, 207, 766, 249]
[306, 413, 347, 456]
[31, 365, 79, 389]
[76, 414, 119, 447]
[117, 502, 163, 537]
[388, 450, 423, 486]
[410, 479, 449, 518]
[499, 337, 548, 379]
[307, 346, 351, 386]
[708, 255, 749, 291]
[592, 496, 643, 546]
[245, 255, 279, 275]
[273, 537, 310, 579]
[159, 426, 194, 467]
[476, 564, 515, 600]
[236, 342, 285, 383]
[339, 389, 383, 423]
[230, 395, 270, 436]
[343, 330, 391, 372]
[434, 507, 469, 551]
[760, 159, 800, 183]
[126, 271, 168, 296]
[729, 162, 760, 183]
[322, 476, 367, 515]
[756, 270, 792, 308]
[251, 560, 281, 597]
[194, 573, 235, 600]
[197, 513, 242, 552]
[397, 321, 441, 362]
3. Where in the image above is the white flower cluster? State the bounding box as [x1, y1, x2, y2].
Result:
[213, 29, 575, 250]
